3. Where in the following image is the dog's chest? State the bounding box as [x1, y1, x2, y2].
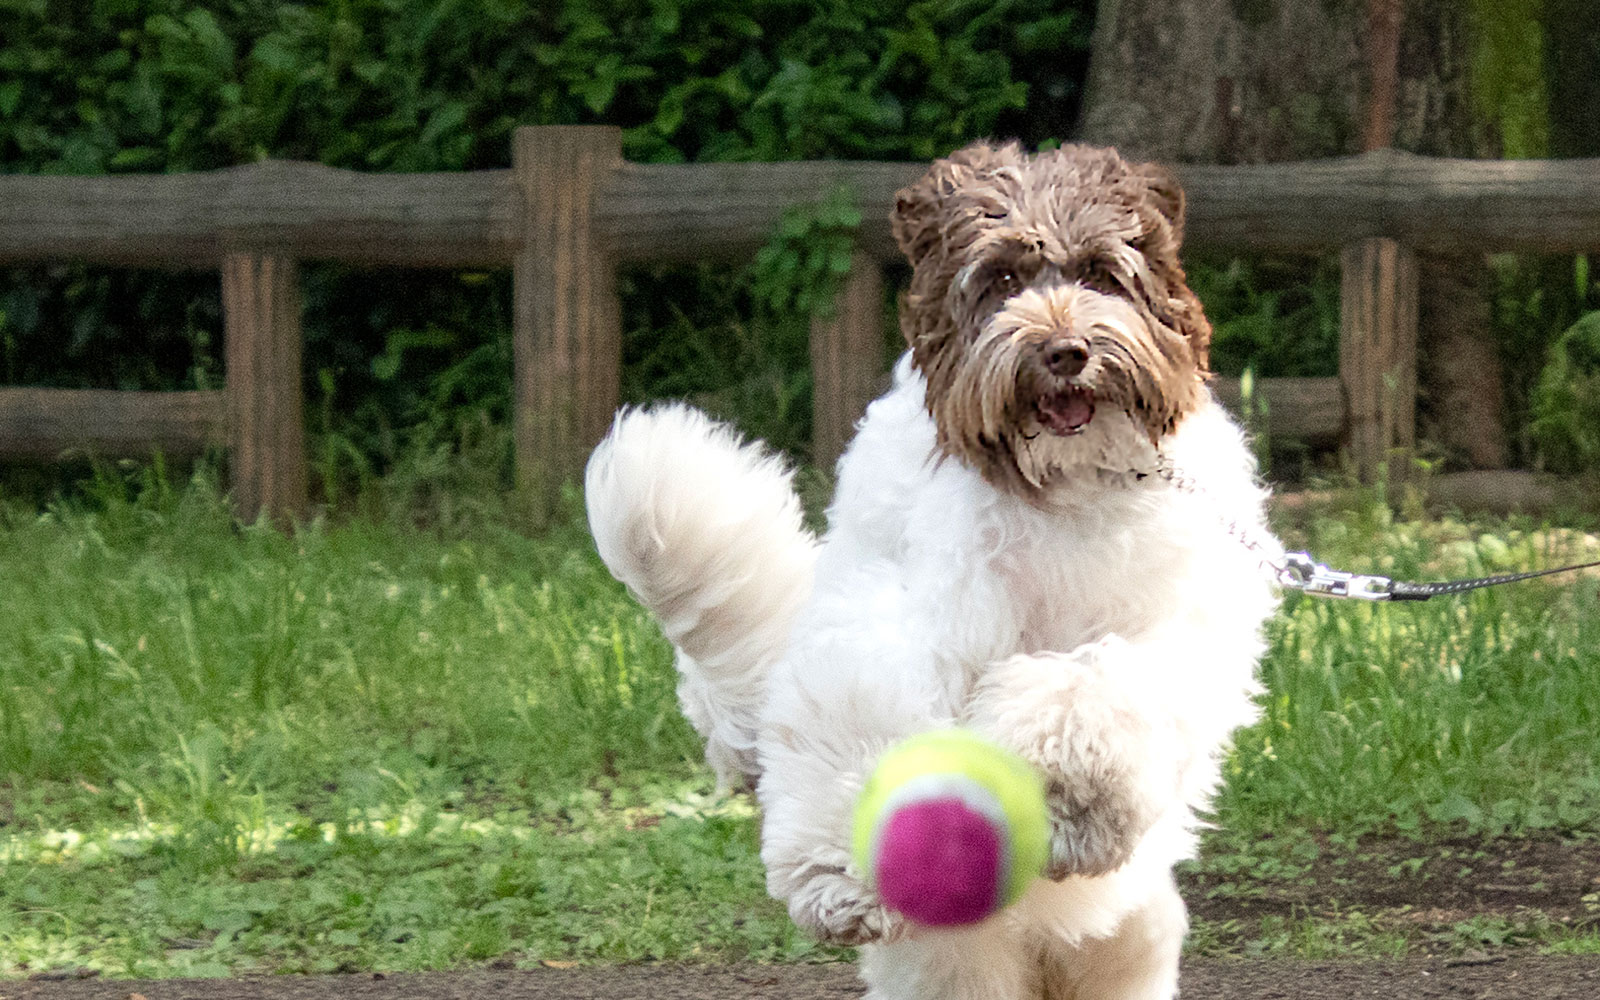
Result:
[971, 496, 1190, 657]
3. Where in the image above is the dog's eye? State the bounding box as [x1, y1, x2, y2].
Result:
[995, 270, 1021, 297]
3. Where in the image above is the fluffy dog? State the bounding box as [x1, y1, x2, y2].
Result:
[585, 141, 1279, 1000]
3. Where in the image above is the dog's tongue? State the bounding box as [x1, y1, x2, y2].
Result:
[1036, 388, 1095, 436]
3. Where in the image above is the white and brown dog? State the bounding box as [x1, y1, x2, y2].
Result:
[586, 141, 1279, 1000]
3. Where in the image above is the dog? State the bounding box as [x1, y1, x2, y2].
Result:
[585, 140, 1279, 999]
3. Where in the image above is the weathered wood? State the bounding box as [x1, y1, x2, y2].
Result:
[1178, 151, 1600, 253]
[1422, 470, 1596, 516]
[1275, 470, 1599, 517]
[0, 388, 225, 460]
[224, 252, 307, 523]
[597, 161, 917, 263]
[512, 126, 623, 505]
[5, 151, 1600, 269]
[0, 163, 518, 268]
[1210, 376, 1344, 445]
[600, 151, 1600, 259]
[1361, 0, 1404, 153]
[1340, 238, 1419, 481]
[810, 253, 887, 468]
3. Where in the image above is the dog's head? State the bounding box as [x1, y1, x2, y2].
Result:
[892, 141, 1211, 492]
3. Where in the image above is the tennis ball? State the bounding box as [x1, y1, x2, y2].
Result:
[852, 729, 1049, 927]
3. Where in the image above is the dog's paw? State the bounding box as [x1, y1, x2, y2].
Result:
[786, 865, 904, 946]
[1041, 775, 1158, 880]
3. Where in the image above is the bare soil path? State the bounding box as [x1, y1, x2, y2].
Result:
[7, 956, 1600, 1000]
[1182, 833, 1600, 952]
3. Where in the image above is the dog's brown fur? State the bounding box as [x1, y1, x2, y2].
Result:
[890, 141, 1213, 493]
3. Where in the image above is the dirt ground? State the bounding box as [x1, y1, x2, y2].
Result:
[1182, 833, 1600, 945]
[8, 835, 1600, 998]
[7, 957, 1600, 1000]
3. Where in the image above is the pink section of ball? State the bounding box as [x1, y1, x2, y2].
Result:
[874, 797, 1003, 926]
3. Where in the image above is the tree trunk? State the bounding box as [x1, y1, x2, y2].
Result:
[1080, 0, 1507, 470]
[1544, 0, 1600, 160]
[1079, 0, 1364, 165]
[1393, 2, 1507, 469]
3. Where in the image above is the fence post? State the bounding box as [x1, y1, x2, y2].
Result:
[223, 251, 307, 524]
[1339, 237, 1419, 482]
[809, 251, 885, 470]
[511, 125, 623, 517]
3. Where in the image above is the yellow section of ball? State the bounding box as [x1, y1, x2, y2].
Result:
[852, 729, 1049, 910]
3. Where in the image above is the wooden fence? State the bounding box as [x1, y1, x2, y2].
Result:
[3, 125, 1599, 520]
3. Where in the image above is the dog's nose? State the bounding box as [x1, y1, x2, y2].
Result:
[1041, 339, 1089, 378]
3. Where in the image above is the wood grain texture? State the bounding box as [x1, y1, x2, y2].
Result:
[0, 163, 517, 268]
[4, 150, 1598, 268]
[512, 126, 623, 505]
[224, 252, 307, 524]
[597, 150, 1600, 258]
[0, 388, 224, 459]
[596, 160, 917, 263]
[809, 253, 888, 469]
[1340, 238, 1419, 481]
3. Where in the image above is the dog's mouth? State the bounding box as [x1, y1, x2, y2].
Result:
[1035, 386, 1096, 436]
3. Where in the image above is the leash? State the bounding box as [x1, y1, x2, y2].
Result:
[1274, 551, 1600, 602]
[1138, 457, 1600, 603]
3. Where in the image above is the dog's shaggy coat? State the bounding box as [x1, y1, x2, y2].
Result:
[586, 141, 1279, 999]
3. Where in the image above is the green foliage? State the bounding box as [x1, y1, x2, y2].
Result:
[1492, 253, 1600, 466]
[1530, 309, 1600, 473]
[0, 786, 823, 975]
[620, 187, 877, 461]
[1223, 501, 1600, 836]
[1190, 256, 1342, 380]
[750, 186, 862, 321]
[0, 0, 1084, 174]
[0, 464, 699, 803]
[1468, 0, 1551, 159]
[0, 0, 1092, 489]
[3, 472, 1600, 972]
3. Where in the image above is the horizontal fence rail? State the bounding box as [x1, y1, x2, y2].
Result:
[0, 388, 225, 460]
[8, 150, 1600, 269]
[2, 127, 1596, 519]
[0, 163, 519, 268]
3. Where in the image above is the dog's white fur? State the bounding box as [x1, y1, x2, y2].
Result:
[587, 347, 1276, 999]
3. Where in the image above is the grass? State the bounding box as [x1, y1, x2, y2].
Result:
[0, 466, 700, 815]
[0, 778, 824, 977]
[0, 465, 1598, 975]
[1226, 495, 1600, 835]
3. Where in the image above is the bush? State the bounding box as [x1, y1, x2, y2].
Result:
[0, 0, 1094, 487]
[1530, 309, 1600, 473]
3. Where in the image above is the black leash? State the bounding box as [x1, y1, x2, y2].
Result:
[1276, 552, 1600, 602]
[1139, 456, 1600, 603]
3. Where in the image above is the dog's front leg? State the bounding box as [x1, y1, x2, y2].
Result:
[757, 719, 912, 946]
[962, 637, 1194, 880]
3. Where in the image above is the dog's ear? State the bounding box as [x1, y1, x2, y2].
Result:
[892, 141, 1024, 267]
[1133, 162, 1187, 243]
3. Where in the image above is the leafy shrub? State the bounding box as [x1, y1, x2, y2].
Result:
[1, 0, 1089, 174]
[0, 0, 1094, 489]
[1493, 253, 1600, 466]
[1530, 309, 1600, 473]
[1189, 256, 1341, 380]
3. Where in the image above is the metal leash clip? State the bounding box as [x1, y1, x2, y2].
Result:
[1276, 552, 1394, 601]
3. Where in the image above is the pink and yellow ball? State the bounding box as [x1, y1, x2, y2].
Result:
[852, 730, 1050, 927]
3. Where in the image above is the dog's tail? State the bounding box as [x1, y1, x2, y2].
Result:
[585, 404, 818, 787]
